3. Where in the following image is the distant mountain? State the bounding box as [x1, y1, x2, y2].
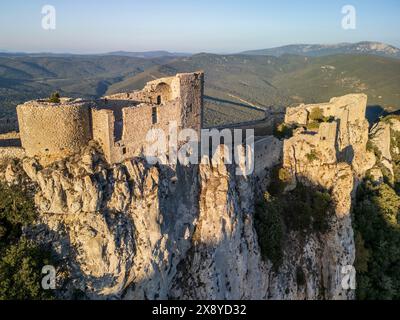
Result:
[241, 41, 400, 59]
[104, 51, 190, 59]
[0, 50, 190, 59]
[1, 49, 400, 128]
[0, 55, 173, 117]
[106, 53, 400, 126]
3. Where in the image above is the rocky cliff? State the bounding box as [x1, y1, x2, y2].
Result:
[0, 94, 377, 300]
[270, 94, 375, 299]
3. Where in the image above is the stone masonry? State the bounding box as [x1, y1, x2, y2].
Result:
[13, 72, 204, 165]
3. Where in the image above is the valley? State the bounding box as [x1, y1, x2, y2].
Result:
[1, 44, 400, 129]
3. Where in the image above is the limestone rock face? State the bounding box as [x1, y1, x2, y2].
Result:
[19, 143, 266, 299]
[270, 93, 375, 299]
[285, 94, 375, 178]
[369, 118, 400, 180]
[168, 156, 268, 300]
[1, 93, 377, 300]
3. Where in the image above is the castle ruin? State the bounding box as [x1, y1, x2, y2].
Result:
[9, 72, 204, 164]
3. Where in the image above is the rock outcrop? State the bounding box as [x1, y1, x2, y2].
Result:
[13, 142, 266, 299]
[369, 117, 400, 181]
[0, 93, 377, 300]
[266, 93, 375, 299]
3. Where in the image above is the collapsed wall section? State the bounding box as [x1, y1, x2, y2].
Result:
[94, 72, 204, 164]
[285, 94, 367, 126]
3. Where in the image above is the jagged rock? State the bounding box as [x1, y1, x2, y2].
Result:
[369, 168, 384, 184]
[369, 117, 400, 181]
[0, 93, 379, 300]
[370, 121, 393, 175]
[269, 93, 377, 299]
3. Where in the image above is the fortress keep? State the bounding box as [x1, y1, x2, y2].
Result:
[14, 72, 204, 164]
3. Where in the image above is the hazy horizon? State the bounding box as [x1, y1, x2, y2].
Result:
[0, 0, 399, 54]
[1, 40, 399, 56]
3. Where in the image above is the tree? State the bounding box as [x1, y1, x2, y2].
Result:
[48, 92, 61, 103]
[0, 183, 55, 300]
[255, 192, 284, 268]
[353, 179, 400, 300]
[0, 238, 54, 300]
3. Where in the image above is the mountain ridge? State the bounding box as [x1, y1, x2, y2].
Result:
[241, 41, 400, 59]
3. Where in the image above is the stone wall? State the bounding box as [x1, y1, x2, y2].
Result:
[94, 72, 204, 164]
[285, 94, 367, 126]
[17, 100, 93, 162]
[177, 72, 204, 134]
[13, 72, 204, 165]
[91, 108, 115, 163]
[254, 136, 282, 177]
[284, 94, 372, 177]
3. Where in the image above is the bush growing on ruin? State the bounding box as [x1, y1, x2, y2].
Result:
[307, 108, 334, 131]
[309, 107, 324, 122]
[0, 183, 55, 300]
[48, 92, 61, 103]
[306, 121, 320, 131]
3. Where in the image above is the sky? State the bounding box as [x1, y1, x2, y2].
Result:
[0, 0, 399, 53]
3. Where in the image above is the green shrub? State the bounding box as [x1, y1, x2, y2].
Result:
[306, 149, 319, 162]
[48, 92, 60, 103]
[0, 183, 36, 247]
[268, 166, 291, 196]
[354, 232, 370, 273]
[309, 107, 324, 122]
[0, 238, 54, 300]
[254, 183, 333, 269]
[0, 183, 55, 300]
[366, 140, 375, 153]
[353, 178, 400, 300]
[306, 121, 320, 131]
[274, 123, 293, 139]
[283, 183, 332, 233]
[254, 192, 284, 269]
